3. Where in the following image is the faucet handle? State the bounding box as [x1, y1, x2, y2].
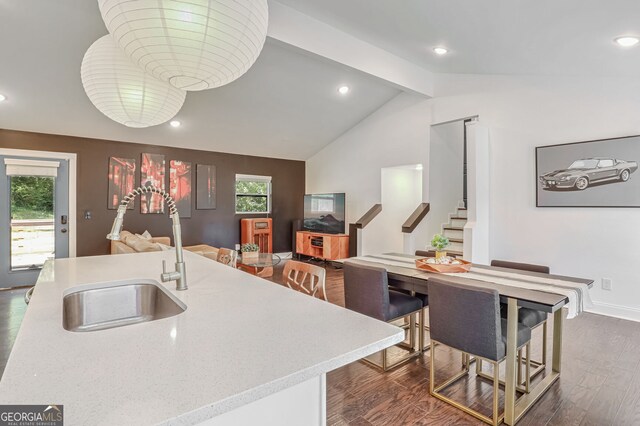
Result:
[161, 260, 171, 283]
[161, 260, 180, 283]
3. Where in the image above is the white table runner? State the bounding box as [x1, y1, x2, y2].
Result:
[346, 254, 593, 319]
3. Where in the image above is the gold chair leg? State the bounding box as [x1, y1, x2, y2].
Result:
[362, 310, 422, 372]
[382, 346, 387, 371]
[430, 340, 504, 426]
[493, 361, 500, 426]
[461, 352, 475, 369]
[525, 343, 531, 393]
[461, 352, 470, 369]
[429, 340, 436, 393]
[542, 321, 548, 366]
[409, 312, 417, 350]
[517, 349, 522, 385]
[419, 308, 429, 352]
[476, 344, 533, 395]
[397, 314, 415, 351]
[521, 320, 548, 382]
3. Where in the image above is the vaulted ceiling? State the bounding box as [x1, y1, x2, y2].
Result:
[1, 0, 639, 160]
[0, 1, 400, 160]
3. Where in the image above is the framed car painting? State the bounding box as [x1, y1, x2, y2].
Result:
[536, 135, 640, 207]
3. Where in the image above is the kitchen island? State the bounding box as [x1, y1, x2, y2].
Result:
[0, 251, 403, 425]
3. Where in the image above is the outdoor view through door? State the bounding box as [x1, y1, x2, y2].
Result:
[0, 155, 70, 288]
[10, 176, 55, 270]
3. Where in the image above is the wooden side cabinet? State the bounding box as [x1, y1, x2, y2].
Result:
[295, 231, 349, 260]
[241, 218, 272, 253]
[240, 218, 273, 278]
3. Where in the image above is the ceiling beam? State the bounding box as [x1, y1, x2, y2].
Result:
[267, 1, 433, 98]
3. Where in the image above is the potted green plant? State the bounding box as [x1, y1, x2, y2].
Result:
[430, 234, 450, 259]
[240, 243, 260, 262]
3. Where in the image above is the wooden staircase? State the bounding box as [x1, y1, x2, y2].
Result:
[441, 204, 467, 257]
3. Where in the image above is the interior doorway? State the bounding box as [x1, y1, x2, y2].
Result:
[364, 165, 423, 254]
[427, 117, 489, 263]
[0, 150, 76, 288]
[427, 119, 467, 241]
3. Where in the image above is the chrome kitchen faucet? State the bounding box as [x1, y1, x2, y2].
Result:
[106, 185, 187, 291]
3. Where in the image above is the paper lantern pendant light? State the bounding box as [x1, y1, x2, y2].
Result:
[81, 35, 186, 128]
[98, 0, 269, 91]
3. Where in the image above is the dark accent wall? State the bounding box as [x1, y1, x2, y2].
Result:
[0, 129, 305, 256]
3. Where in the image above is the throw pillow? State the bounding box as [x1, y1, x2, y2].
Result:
[123, 234, 161, 252]
[136, 230, 153, 240]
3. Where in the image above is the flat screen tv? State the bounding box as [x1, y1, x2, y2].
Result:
[303, 193, 346, 234]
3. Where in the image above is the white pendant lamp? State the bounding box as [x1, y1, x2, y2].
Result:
[98, 0, 269, 91]
[81, 35, 186, 128]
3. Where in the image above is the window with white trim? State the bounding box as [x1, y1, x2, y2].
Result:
[235, 174, 272, 214]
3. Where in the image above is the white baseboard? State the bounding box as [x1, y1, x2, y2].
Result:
[587, 301, 640, 323]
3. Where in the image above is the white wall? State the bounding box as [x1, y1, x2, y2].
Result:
[362, 166, 422, 254]
[431, 73, 640, 321]
[305, 92, 433, 253]
[307, 73, 640, 321]
[428, 120, 465, 239]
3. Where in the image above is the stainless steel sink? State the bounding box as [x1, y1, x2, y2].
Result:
[63, 280, 186, 332]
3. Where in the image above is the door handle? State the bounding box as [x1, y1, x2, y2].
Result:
[61, 228, 67, 233]
[61, 215, 67, 225]
[24, 287, 35, 305]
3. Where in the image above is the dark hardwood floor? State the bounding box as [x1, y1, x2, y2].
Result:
[1, 259, 639, 425]
[270, 259, 640, 426]
[0, 287, 28, 378]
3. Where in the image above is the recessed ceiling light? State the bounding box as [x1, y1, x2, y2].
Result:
[169, 120, 181, 128]
[0, 94, 6, 102]
[338, 85, 350, 95]
[615, 36, 639, 47]
[433, 47, 448, 55]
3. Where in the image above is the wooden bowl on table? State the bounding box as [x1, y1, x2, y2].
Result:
[415, 257, 472, 273]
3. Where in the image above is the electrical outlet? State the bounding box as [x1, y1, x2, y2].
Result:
[602, 278, 613, 291]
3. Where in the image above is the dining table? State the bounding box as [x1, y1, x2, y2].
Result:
[333, 253, 594, 425]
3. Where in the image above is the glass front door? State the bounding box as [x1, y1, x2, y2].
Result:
[0, 156, 69, 288]
[10, 176, 56, 271]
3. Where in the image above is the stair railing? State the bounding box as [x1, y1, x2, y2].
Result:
[348, 204, 382, 257]
[401, 203, 431, 254]
[401, 203, 430, 234]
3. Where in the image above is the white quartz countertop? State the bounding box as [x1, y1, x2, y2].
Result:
[0, 251, 403, 425]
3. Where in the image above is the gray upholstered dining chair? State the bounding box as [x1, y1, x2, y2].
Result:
[428, 277, 532, 426]
[343, 262, 423, 371]
[491, 259, 550, 387]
